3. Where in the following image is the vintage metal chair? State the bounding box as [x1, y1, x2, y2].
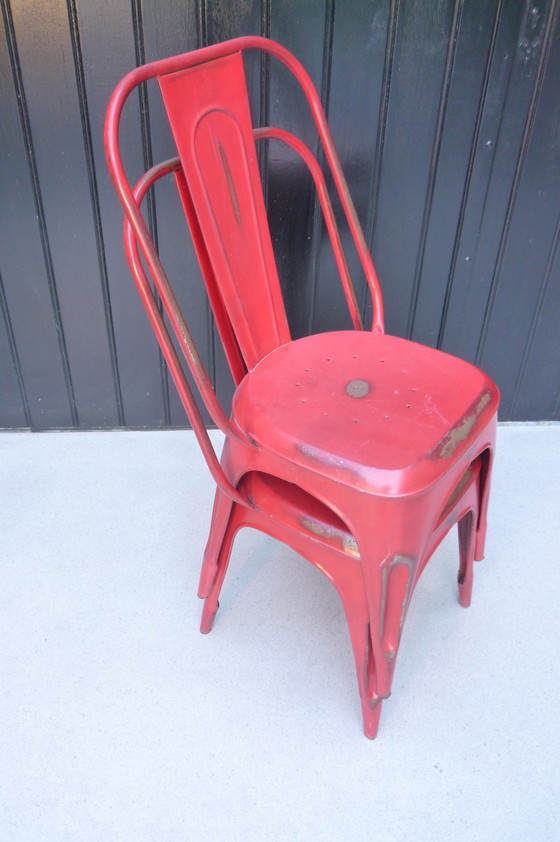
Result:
[105, 36, 499, 738]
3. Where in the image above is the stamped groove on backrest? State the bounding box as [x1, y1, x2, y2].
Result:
[158, 52, 290, 370]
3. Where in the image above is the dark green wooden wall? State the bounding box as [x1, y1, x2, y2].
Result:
[1, 0, 559, 427]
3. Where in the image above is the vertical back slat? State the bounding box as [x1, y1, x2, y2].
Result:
[158, 52, 290, 370]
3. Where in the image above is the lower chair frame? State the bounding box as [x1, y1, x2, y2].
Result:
[198, 446, 489, 739]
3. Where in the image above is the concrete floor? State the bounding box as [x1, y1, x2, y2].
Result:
[0, 424, 558, 841]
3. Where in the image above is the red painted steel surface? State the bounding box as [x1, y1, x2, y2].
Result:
[159, 53, 290, 369]
[105, 36, 499, 738]
[232, 331, 495, 494]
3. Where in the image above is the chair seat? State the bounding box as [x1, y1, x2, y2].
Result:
[232, 331, 498, 495]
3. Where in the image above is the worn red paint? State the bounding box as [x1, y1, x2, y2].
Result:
[105, 36, 500, 739]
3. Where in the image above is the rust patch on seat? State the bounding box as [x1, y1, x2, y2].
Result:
[300, 517, 360, 558]
[298, 443, 357, 477]
[429, 388, 492, 460]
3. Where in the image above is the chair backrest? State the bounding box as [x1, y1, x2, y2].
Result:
[105, 37, 385, 486]
[158, 51, 290, 372]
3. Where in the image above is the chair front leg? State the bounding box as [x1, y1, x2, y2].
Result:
[457, 509, 477, 608]
[200, 502, 243, 633]
[198, 485, 235, 599]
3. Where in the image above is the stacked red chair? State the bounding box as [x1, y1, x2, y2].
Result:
[105, 36, 499, 738]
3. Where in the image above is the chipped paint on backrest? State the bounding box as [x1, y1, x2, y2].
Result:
[158, 52, 290, 371]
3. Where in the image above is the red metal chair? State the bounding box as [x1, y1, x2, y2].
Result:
[105, 36, 499, 738]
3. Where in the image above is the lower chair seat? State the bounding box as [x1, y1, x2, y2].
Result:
[232, 331, 499, 495]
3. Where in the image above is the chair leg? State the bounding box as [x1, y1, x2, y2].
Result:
[362, 696, 383, 740]
[198, 486, 235, 599]
[353, 526, 421, 707]
[457, 510, 476, 608]
[200, 504, 240, 634]
[371, 568, 408, 701]
[333, 573, 384, 739]
[361, 618, 385, 739]
[474, 447, 495, 561]
[474, 514, 488, 562]
[337, 531, 397, 708]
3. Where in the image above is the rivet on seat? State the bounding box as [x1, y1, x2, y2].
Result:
[346, 379, 369, 398]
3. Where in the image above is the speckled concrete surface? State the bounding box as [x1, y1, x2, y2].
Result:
[1, 425, 558, 841]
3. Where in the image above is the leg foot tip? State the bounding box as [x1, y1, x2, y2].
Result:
[200, 601, 218, 634]
[458, 589, 472, 608]
[362, 698, 383, 739]
[363, 726, 379, 740]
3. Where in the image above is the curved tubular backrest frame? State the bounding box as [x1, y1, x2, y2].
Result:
[105, 36, 385, 497]
[253, 127, 363, 330]
[123, 158, 248, 506]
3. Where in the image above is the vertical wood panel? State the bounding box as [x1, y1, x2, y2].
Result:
[440, 1, 551, 362]
[76, 0, 168, 426]
[268, 0, 328, 339]
[510, 212, 560, 420]
[315, 0, 391, 334]
[477, 1, 560, 417]
[405, 0, 464, 338]
[409, 0, 503, 346]
[10, 0, 122, 427]
[0, 273, 28, 427]
[66, 0, 124, 426]
[433, 0, 505, 350]
[0, 0, 75, 428]
[370, 0, 458, 337]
